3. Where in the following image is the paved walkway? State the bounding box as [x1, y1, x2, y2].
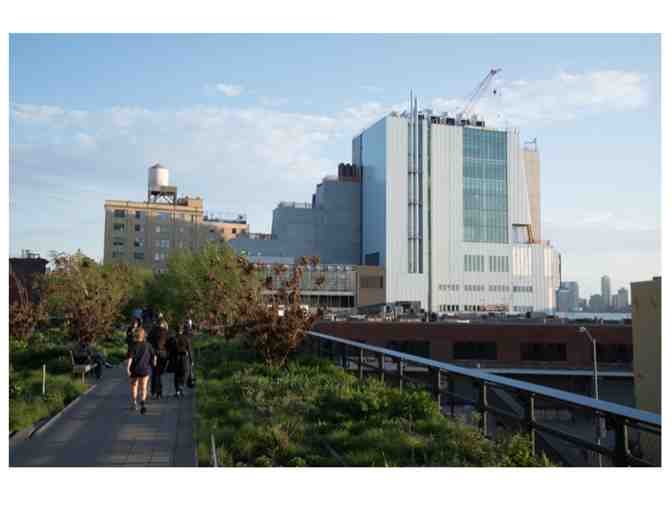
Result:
[10, 365, 195, 467]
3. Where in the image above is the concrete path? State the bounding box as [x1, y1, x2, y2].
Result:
[10, 365, 195, 467]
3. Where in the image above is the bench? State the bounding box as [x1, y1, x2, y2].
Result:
[70, 351, 99, 383]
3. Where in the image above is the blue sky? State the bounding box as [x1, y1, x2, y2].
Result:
[9, 34, 660, 298]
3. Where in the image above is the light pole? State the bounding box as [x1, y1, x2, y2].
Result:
[579, 326, 603, 467]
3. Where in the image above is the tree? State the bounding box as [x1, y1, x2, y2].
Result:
[45, 252, 128, 345]
[241, 256, 325, 368]
[9, 271, 46, 344]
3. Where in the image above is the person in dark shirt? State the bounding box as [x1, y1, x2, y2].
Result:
[126, 328, 156, 414]
[126, 318, 142, 351]
[149, 317, 170, 399]
[168, 326, 193, 398]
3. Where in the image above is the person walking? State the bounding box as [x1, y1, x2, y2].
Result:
[126, 328, 156, 415]
[168, 326, 193, 398]
[126, 318, 142, 351]
[149, 315, 170, 399]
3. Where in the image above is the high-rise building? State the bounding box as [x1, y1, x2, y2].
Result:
[614, 287, 629, 310]
[352, 99, 561, 313]
[588, 293, 603, 312]
[522, 140, 541, 242]
[601, 275, 612, 311]
[103, 163, 248, 272]
[556, 281, 579, 312]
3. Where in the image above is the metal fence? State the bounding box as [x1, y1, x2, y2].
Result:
[306, 331, 661, 467]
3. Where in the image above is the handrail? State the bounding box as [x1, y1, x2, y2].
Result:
[306, 330, 661, 466]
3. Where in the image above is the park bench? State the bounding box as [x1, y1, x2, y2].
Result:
[70, 350, 98, 383]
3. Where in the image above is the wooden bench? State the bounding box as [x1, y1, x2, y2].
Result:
[70, 351, 99, 383]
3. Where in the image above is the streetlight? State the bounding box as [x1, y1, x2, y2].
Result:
[579, 326, 603, 467]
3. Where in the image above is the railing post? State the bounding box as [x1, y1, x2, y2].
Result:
[431, 368, 442, 411]
[377, 352, 385, 383]
[478, 382, 488, 437]
[448, 375, 455, 418]
[341, 343, 347, 369]
[398, 359, 404, 392]
[525, 394, 536, 456]
[613, 418, 630, 467]
[358, 348, 364, 380]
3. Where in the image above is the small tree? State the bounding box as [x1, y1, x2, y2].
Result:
[242, 256, 325, 368]
[9, 271, 46, 345]
[45, 252, 127, 345]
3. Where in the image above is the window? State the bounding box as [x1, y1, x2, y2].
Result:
[597, 344, 633, 363]
[453, 342, 497, 360]
[134, 239, 144, 248]
[388, 341, 431, 358]
[521, 343, 567, 362]
[135, 224, 144, 233]
[134, 252, 144, 260]
[489, 255, 509, 273]
[438, 284, 459, 292]
[113, 223, 125, 232]
[232, 228, 237, 234]
[156, 226, 161, 233]
[463, 128, 508, 243]
[154, 253, 160, 262]
[112, 238, 125, 247]
[159, 239, 170, 249]
[365, 252, 380, 266]
[157, 212, 171, 221]
[113, 209, 126, 218]
[464, 254, 485, 272]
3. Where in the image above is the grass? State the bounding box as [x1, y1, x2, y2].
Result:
[194, 336, 552, 467]
[9, 327, 128, 434]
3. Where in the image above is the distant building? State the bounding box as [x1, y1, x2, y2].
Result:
[103, 163, 248, 272]
[601, 275, 612, 311]
[631, 276, 661, 465]
[588, 294, 604, 312]
[614, 287, 629, 311]
[577, 298, 587, 311]
[557, 281, 579, 312]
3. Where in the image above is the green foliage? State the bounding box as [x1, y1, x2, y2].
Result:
[195, 336, 552, 467]
[9, 334, 88, 433]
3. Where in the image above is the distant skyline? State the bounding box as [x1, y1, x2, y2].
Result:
[9, 34, 661, 297]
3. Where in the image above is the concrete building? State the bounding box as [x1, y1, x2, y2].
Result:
[601, 275, 612, 311]
[631, 276, 661, 465]
[614, 287, 629, 311]
[10, 251, 48, 305]
[353, 99, 561, 314]
[557, 281, 579, 312]
[103, 163, 248, 272]
[229, 164, 361, 265]
[588, 294, 604, 312]
[522, 140, 542, 243]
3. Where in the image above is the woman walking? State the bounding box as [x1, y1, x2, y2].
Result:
[149, 315, 170, 399]
[126, 328, 156, 415]
[168, 326, 193, 398]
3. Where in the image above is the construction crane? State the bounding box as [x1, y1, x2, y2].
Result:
[457, 68, 502, 122]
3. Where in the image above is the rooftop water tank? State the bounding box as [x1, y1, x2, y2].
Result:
[148, 163, 169, 191]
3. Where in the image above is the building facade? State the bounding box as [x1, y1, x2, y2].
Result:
[557, 281, 579, 312]
[229, 164, 361, 265]
[601, 275, 612, 311]
[631, 276, 661, 465]
[353, 103, 561, 314]
[103, 164, 248, 272]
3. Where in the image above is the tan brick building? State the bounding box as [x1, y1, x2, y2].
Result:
[103, 197, 248, 272]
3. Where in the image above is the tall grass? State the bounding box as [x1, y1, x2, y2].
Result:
[194, 336, 551, 467]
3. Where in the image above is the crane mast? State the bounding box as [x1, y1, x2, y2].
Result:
[457, 68, 501, 122]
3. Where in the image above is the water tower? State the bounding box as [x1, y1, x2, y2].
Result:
[147, 163, 177, 204]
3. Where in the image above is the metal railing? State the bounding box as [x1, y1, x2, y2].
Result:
[306, 331, 661, 467]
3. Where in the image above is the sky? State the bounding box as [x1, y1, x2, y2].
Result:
[9, 33, 661, 299]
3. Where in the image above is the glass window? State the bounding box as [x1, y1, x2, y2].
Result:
[135, 224, 143, 233]
[113, 223, 125, 232]
[157, 212, 171, 221]
[135, 210, 142, 220]
[134, 252, 144, 260]
[113, 209, 126, 218]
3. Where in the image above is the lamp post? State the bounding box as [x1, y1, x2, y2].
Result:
[579, 326, 603, 467]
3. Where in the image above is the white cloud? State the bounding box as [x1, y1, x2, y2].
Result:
[215, 83, 244, 97]
[432, 70, 648, 126]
